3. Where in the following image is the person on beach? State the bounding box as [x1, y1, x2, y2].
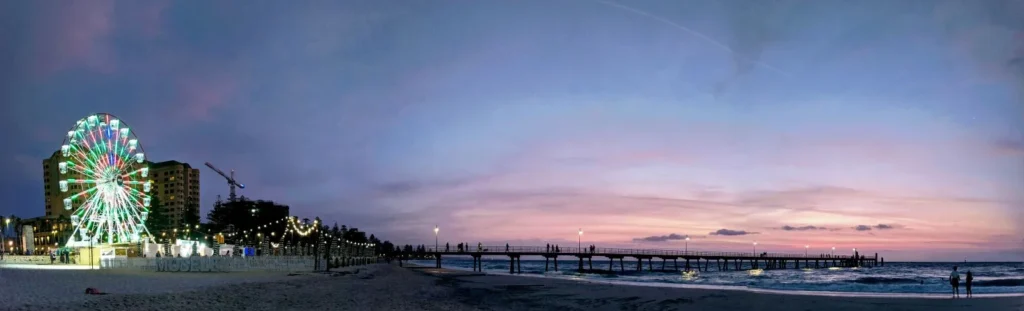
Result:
[965, 271, 973, 298]
[949, 266, 960, 298]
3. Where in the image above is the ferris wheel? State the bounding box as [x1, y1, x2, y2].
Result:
[58, 113, 152, 246]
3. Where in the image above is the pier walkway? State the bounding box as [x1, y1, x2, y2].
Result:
[423, 246, 882, 274]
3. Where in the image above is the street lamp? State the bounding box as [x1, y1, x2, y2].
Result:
[831, 246, 835, 257]
[753, 241, 758, 255]
[578, 228, 583, 252]
[433, 225, 439, 251]
[805, 245, 809, 257]
[685, 236, 690, 254]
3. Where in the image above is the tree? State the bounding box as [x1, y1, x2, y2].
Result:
[12, 215, 23, 254]
[145, 196, 171, 242]
[182, 206, 200, 229]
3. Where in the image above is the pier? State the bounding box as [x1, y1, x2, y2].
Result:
[423, 246, 882, 274]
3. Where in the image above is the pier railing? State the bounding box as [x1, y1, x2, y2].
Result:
[425, 246, 853, 259]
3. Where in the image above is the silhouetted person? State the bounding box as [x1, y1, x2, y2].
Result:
[965, 271, 973, 298]
[546, 244, 550, 253]
[445, 243, 449, 252]
[506, 243, 509, 252]
[949, 266, 960, 298]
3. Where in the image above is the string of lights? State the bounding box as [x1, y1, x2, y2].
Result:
[164, 216, 377, 248]
[278, 217, 375, 248]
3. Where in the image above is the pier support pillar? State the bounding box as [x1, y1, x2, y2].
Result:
[545, 257, 549, 271]
[578, 257, 584, 272]
[509, 256, 515, 274]
[685, 258, 691, 272]
[589, 257, 593, 270]
[661, 258, 666, 270]
[619, 258, 625, 272]
[648, 258, 653, 271]
[674, 258, 678, 271]
[609, 258, 613, 271]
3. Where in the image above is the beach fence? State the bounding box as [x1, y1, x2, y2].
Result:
[100, 256, 315, 272]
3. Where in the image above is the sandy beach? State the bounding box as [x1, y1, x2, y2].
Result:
[7, 263, 1021, 310]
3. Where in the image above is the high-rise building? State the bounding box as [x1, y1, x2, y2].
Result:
[148, 160, 201, 229]
[42, 151, 81, 219]
[41, 152, 201, 229]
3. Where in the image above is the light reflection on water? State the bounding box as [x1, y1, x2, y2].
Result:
[409, 259, 1024, 295]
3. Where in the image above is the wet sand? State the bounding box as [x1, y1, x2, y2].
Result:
[14, 263, 1024, 310]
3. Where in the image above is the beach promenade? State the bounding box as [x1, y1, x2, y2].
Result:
[422, 245, 881, 273]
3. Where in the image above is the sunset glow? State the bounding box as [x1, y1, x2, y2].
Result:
[1, 0, 1021, 262]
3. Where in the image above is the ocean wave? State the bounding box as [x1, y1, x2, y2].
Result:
[973, 279, 1024, 287]
[846, 277, 920, 285]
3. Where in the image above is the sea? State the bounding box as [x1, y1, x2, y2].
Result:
[410, 258, 1024, 296]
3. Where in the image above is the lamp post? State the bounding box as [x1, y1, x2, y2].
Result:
[433, 225, 439, 252]
[684, 236, 690, 254]
[578, 228, 583, 252]
[831, 246, 835, 257]
[753, 241, 758, 255]
[805, 245, 809, 257]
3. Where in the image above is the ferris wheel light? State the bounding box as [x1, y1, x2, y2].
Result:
[57, 114, 153, 246]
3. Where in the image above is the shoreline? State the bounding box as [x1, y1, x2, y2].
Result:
[404, 262, 1024, 299]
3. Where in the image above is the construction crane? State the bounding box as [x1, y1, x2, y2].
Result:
[205, 162, 245, 202]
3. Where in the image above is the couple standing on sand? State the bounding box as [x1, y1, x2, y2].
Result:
[949, 266, 974, 298]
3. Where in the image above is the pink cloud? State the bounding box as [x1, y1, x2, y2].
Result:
[177, 71, 239, 121]
[31, 0, 117, 76]
[378, 171, 1017, 257]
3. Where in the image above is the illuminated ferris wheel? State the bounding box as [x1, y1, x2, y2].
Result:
[58, 113, 152, 246]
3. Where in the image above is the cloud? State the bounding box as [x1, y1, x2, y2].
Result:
[709, 229, 757, 236]
[853, 224, 903, 231]
[29, 0, 117, 76]
[779, 225, 828, 231]
[632, 233, 690, 242]
[177, 70, 239, 121]
[991, 138, 1024, 156]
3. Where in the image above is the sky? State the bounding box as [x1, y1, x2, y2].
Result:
[0, 0, 1022, 261]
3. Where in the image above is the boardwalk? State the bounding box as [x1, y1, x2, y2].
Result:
[423, 246, 882, 274]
